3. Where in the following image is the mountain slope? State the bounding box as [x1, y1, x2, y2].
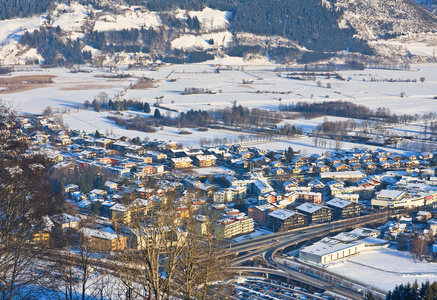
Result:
[0, 0, 53, 20]
[336, 0, 437, 40]
[0, 0, 436, 66]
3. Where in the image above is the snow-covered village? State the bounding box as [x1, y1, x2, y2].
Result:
[3, 0, 437, 299]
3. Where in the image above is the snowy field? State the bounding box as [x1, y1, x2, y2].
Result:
[3, 61, 437, 116]
[327, 247, 437, 292]
[1, 60, 436, 153]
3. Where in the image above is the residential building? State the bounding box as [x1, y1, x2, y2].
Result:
[326, 198, 361, 220]
[50, 213, 81, 229]
[170, 157, 192, 168]
[195, 155, 217, 167]
[213, 189, 234, 204]
[320, 171, 366, 181]
[296, 203, 332, 223]
[80, 228, 127, 251]
[214, 216, 254, 239]
[111, 203, 130, 224]
[267, 209, 309, 232]
[248, 204, 276, 225]
[295, 191, 322, 204]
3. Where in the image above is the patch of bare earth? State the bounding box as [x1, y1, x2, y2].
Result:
[0, 75, 56, 93]
[238, 84, 254, 89]
[61, 84, 113, 91]
[131, 79, 159, 90]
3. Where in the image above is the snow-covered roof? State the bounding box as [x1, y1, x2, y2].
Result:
[349, 228, 380, 237]
[303, 239, 363, 256]
[377, 189, 405, 200]
[254, 203, 274, 211]
[296, 203, 324, 214]
[196, 154, 217, 160]
[326, 198, 353, 209]
[131, 198, 152, 207]
[110, 203, 127, 212]
[80, 228, 118, 240]
[51, 213, 80, 224]
[268, 209, 296, 220]
[171, 157, 192, 163]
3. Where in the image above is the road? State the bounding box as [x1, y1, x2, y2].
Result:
[229, 210, 393, 258]
[230, 210, 401, 299]
[236, 266, 363, 300]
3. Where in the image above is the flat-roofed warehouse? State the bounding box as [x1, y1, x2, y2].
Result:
[299, 228, 388, 265]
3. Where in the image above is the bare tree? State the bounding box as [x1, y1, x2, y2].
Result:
[115, 199, 233, 300]
[115, 200, 186, 300]
[0, 101, 58, 299]
[199, 138, 206, 147]
[44, 106, 53, 117]
[410, 234, 430, 259]
[95, 92, 108, 105]
[334, 135, 344, 151]
[45, 218, 104, 300]
[174, 206, 233, 300]
[239, 134, 246, 145]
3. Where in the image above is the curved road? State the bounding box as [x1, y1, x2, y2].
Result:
[231, 210, 399, 299]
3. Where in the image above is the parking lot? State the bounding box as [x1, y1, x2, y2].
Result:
[233, 277, 335, 299]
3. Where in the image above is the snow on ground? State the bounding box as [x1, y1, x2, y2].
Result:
[188, 166, 235, 176]
[63, 110, 255, 147]
[252, 136, 411, 156]
[0, 15, 43, 43]
[369, 32, 437, 59]
[188, 8, 230, 30]
[327, 247, 437, 292]
[2, 63, 437, 152]
[51, 2, 89, 32]
[171, 31, 233, 50]
[1, 67, 136, 114]
[0, 41, 42, 65]
[93, 10, 161, 31]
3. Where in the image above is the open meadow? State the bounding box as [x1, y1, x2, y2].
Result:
[1, 59, 436, 154]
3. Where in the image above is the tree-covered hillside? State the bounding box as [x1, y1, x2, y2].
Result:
[0, 0, 53, 20]
[126, 0, 238, 11]
[128, 0, 373, 56]
[233, 0, 350, 52]
[9, 0, 437, 65]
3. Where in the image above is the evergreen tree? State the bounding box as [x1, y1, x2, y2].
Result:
[387, 280, 437, 300]
[192, 16, 201, 30]
[285, 147, 295, 162]
[144, 102, 151, 113]
[154, 108, 161, 118]
[95, 130, 101, 138]
[132, 137, 142, 145]
[93, 174, 105, 190]
[366, 292, 375, 300]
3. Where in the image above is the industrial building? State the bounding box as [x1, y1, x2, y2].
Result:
[299, 228, 388, 265]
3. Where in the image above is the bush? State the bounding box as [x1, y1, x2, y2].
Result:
[179, 130, 192, 135]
